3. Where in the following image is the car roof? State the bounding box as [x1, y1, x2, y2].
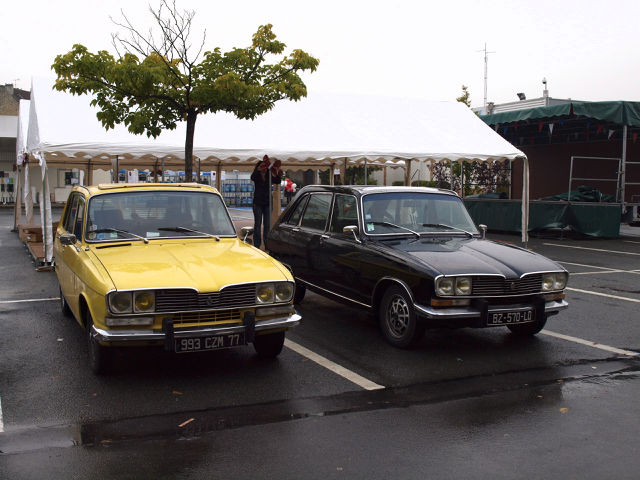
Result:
[73, 183, 220, 196]
[296, 185, 459, 198]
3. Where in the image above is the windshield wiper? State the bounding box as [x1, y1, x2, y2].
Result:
[158, 226, 220, 241]
[92, 228, 149, 244]
[421, 223, 474, 238]
[371, 221, 421, 239]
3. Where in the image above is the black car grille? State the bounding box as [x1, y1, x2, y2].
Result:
[472, 274, 542, 296]
[155, 284, 256, 312]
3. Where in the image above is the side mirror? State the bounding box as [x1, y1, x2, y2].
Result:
[479, 224, 487, 239]
[59, 233, 77, 246]
[241, 226, 254, 243]
[343, 225, 361, 244]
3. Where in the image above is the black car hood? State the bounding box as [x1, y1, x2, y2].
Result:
[378, 236, 564, 278]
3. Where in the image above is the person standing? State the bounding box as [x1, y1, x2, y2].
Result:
[251, 155, 282, 249]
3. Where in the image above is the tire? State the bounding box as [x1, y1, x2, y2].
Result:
[60, 286, 72, 317]
[507, 316, 548, 336]
[379, 285, 425, 348]
[86, 309, 112, 374]
[293, 282, 306, 304]
[253, 331, 285, 358]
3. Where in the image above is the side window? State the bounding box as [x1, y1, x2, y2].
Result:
[329, 195, 358, 234]
[73, 198, 85, 239]
[62, 194, 80, 233]
[285, 195, 309, 226]
[300, 193, 332, 231]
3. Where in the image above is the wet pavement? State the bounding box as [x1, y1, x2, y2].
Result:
[1, 207, 640, 479]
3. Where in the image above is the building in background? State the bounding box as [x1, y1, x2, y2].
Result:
[0, 83, 30, 204]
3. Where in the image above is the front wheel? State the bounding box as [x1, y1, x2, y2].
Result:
[379, 286, 425, 348]
[60, 286, 72, 317]
[293, 282, 306, 304]
[507, 316, 548, 336]
[253, 331, 285, 358]
[86, 310, 112, 374]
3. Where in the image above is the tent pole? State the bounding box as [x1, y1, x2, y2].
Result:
[621, 125, 628, 210]
[364, 159, 368, 185]
[521, 156, 529, 246]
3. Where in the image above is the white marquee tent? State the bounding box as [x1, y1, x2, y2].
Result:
[19, 76, 530, 263]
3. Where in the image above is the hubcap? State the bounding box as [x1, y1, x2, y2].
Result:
[386, 295, 410, 339]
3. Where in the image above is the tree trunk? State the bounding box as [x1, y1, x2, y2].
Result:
[184, 110, 197, 180]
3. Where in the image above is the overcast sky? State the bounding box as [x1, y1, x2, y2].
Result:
[3, 0, 639, 108]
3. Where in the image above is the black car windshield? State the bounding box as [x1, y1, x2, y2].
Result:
[85, 190, 236, 242]
[362, 192, 478, 236]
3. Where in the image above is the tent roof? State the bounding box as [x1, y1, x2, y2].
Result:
[27, 77, 524, 166]
[481, 100, 640, 128]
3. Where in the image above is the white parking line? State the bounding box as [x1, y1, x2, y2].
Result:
[557, 261, 619, 270]
[544, 243, 640, 256]
[0, 395, 3, 432]
[285, 339, 385, 391]
[541, 330, 639, 357]
[0, 298, 59, 305]
[566, 287, 640, 303]
[569, 270, 626, 276]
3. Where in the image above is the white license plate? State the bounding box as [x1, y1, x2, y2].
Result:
[175, 333, 245, 353]
[488, 309, 534, 326]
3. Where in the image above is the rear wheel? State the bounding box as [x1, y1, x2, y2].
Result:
[253, 331, 285, 358]
[379, 286, 425, 348]
[86, 309, 112, 374]
[507, 316, 548, 336]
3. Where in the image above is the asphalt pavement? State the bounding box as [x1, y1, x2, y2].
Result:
[1, 206, 639, 479]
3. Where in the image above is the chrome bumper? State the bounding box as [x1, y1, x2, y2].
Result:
[414, 299, 569, 321]
[91, 313, 302, 343]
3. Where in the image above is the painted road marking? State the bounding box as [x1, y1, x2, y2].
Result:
[544, 243, 640, 256]
[0, 298, 59, 305]
[285, 339, 385, 391]
[566, 287, 640, 303]
[542, 330, 639, 357]
[557, 261, 640, 275]
[0, 396, 3, 433]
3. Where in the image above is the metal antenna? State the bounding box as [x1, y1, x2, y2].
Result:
[477, 44, 495, 110]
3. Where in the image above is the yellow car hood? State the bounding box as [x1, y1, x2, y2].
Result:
[89, 238, 290, 292]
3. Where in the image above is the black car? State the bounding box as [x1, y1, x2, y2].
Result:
[266, 186, 568, 348]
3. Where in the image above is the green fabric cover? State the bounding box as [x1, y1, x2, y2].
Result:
[464, 199, 621, 237]
[481, 101, 640, 127]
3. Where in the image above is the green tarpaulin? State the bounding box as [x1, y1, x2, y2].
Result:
[464, 199, 621, 238]
[481, 101, 640, 127]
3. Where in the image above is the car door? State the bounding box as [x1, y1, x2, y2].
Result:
[292, 192, 333, 286]
[268, 194, 309, 272]
[55, 192, 86, 318]
[314, 193, 369, 305]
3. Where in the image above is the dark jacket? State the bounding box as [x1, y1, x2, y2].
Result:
[251, 163, 282, 206]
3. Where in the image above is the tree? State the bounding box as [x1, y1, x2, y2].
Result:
[456, 85, 471, 107]
[51, 1, 319, 179]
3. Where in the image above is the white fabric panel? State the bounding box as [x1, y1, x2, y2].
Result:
[27, 77, 524, 164]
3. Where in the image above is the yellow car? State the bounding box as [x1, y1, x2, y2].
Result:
[54, 183, 300, 374]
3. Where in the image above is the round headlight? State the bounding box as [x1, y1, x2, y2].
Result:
[436, 278, 454, 296]
[134, 291, 155, 313]
[455, 277, 472, 296]
[110, 292, 132, 313]
[256, 284, 275, 304]
[275, 282, 294, 302]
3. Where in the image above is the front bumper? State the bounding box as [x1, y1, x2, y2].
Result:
[91, 313, 302, 343]
[414, 299, 569, 322]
